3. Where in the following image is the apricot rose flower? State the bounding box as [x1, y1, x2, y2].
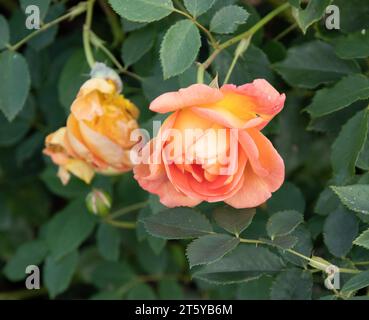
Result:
[133, 79, 285, 208]
[44, 76, 140, 185]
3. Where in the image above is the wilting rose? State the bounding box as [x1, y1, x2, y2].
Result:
[44, 77, 140, 185]
[133, 79, 285, 208]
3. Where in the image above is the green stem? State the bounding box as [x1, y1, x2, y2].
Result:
[110, 201, 148, 219]
[104, 219, 136, 229]
[273, 23, 298, 41]
[239, 238, 360, 274]
[197, 64, 205, 84]
[220, 2, 290, 50]
[89, 32, 143, 81]
[8, 2, 87, 51]
[223, 38, 251, 85]
[83, 0, 96, 68]
[173, 8, 218, 49]
[200, 2, 290, 71]
[354, 261, 369, 266]
[98, 0, 123, 47]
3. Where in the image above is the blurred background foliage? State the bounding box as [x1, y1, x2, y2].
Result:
[0, 0, 369, 300]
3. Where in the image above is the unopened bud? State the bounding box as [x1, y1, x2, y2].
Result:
[86, 189, 112, 216]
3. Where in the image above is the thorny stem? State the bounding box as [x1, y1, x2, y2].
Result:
[8, 2, 87, 51]
[83, 0, 96, 68]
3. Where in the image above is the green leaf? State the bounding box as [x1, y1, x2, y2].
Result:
[0, 96, 34, 147]
[306, 75, 369, 118]
[44, 251, 78, 299]
[160, 19, 201, 79]
[331, 109, 369, 182]
[288, 0, 301, 8]
[142, 76, 179, 102]
[28, 3, 64, 51]
[40, 166, 90, 199]
[143, 208, 213, 239]
[210, 5, 249, 34]
[97, 224, 121, 261]
[274, 41, 360, 89]
[214, 45, 275, 85]
[58, 49, 89, 111]
[267, 182, 305, 214]
[193, 245, 285, 284]
[0, 15, 9, 49]
[183, 0, 216, 17]
[178, 64, 212, 87]
[280, 226, 313, 267]
[158, 279, 184, 299]
[213, 206, 255, 236]
[315, 187, 340, 216]
[261, 235, 298, 251]
[46, 201, 96, 260]
[20, 0, 51, 20]
[3, 240, 48, 281]
[270, 269, 313, 300]
[237, 275, 274, 299]
[108, 0, 174, 23]
[121, 26, 156, 67]
[186, 234, 239, 267]
[16, 132, 43, 166]
[266, 210, 304, 239]
[292, 0, 332, 34]
[137, 242, 168, 274]
[0, 51, 30, 121]
[358, 131, 369, 170]
[91, 261, 135, 289]
[333, 0, 369, 34]
[323, 206, 359, 257]
[342, 270, 369, 293]
[335, 29, 369, 59]
[127, 283, 156, 300]
[354, 229, 369, 250]
[332, 185, 369, 215]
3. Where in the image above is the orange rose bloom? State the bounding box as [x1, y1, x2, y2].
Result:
[44, 77, 140, 185]
[134, 79, 285, 208]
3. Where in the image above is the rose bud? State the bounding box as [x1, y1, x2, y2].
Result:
[85, 189, 112, 216]
[43, 65, 140, 185]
